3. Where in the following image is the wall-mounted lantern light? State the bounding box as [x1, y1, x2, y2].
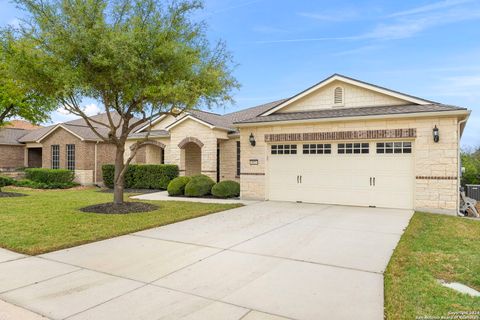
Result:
[433, 125, 439, 143]
[249, 133, 256, 147]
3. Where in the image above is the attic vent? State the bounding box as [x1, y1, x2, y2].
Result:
[334, 87, 344, 105]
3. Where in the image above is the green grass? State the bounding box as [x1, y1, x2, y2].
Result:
[0, 187, 240, 255]
[385, 212, 480, 319]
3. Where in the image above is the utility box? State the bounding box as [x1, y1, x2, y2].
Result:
[466, 185, 480, 201]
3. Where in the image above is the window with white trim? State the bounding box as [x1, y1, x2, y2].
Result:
[376, 142, 412, 154]
[303, 143, 331, 154]
[338, 143, 369, 154]
[271, 144, 297, 155]
[66, 144, 75, 171]
[334, 87, 344, 104]
[51, 145, 60, 169]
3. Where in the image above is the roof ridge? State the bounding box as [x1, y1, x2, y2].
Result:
[223, 98, 288, 116]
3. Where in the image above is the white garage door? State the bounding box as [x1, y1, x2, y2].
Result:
[267, 141, 414, 209]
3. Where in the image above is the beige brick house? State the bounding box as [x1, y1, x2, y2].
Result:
[129, 74, 470, 215]
[0, 74, 471, 215]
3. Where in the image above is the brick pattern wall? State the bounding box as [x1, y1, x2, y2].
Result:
[265, 128, 416, 142]
[240, 116, 460, 214]
[0, 145, 25, 169]
[219, 138, 240, 182]
[96, 142, 116, 183]
[183, 142, 202, 176]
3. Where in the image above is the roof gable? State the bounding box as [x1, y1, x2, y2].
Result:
[261, 74, 433, 116]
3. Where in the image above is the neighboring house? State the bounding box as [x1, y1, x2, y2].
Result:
[129, 74, 470, 215]
[17, 114, 120, 185]
[0, 121, 42, 171]
[0, 74, 471, 215]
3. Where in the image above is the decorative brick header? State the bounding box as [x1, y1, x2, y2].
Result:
[264, 128, 416, 143]
[240, 172, 265, 176]
[416, 176, 457, 180]
[178, 137, 204, 148]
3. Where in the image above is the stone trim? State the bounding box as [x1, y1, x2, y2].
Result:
[240, 172, 265, 176]
[416, 176, 458, 180]
[201, 170, 217, 173]
[178, 137, 204, 149]
[264, 128, 416, 143]
[130, 140, 166, 150]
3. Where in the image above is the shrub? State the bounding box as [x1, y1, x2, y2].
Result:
[25, 168, 74, 184]
[14, 179, 78, 189]
[0, 176, 15, 192]
[102, 164, 179, 189]
[211, 180, 240, 198]
[184, 174, 215, 197]
[167, 176, 192, 196]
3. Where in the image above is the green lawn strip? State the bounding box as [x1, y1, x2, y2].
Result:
[385, 212, 480, 319]
[0, 187, 240, 255]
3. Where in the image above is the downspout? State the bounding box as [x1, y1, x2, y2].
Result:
[457, 117, 468, 216]
[94, 141, 99, 186]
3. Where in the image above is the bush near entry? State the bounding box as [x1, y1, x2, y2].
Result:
[167, 176, 192, 196]
[184, 174, 215, 197]
[211, 180, 240, 198]
[102, 164, 179, 189]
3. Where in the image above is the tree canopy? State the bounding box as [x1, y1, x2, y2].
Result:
[7, 0, 238, 205]
[0, 30, 55, 126]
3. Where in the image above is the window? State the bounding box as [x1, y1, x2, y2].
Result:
[160, 149, 165, 164]
[334, 87, 344, 104]
[236, 141, 241, 176]
[66, 144, 75, 171]
[271, 144, 297, 155]
[51, 145, 60, 169]
[303, 144, 332, 154]
[376, 142, 412, 154]
[338, 142, 369, 154]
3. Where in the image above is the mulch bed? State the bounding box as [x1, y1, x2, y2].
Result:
[0, 192, 27, 198]
[80, 202, 158, 214]
[99, 189, 162, 194]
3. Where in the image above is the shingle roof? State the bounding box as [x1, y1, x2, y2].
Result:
[0, 128, 30, 145]
[234, 103, 468, 124]
[19, 112, 141, 143]
[5, 120, 42, 130]
[128, 130, 170, 139]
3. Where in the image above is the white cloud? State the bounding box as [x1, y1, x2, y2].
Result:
[388, 0, 474, 17]
[83, 103, 101, 116]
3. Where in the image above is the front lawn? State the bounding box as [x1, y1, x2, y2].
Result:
[0, 187, 240, 255]
[385, 212, 480, 319]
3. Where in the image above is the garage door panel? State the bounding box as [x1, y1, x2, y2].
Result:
[267, 141, 414, 209]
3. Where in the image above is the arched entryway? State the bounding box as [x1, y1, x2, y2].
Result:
[178, 137, 203, 176]
[133, 141, 166, 164]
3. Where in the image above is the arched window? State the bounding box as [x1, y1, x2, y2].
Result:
[334, 87, 344, 105]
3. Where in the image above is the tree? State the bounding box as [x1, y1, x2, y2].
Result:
[8, 0, 238, 205]
[0, 31, 55, 126]
[461, 150, 480, 185]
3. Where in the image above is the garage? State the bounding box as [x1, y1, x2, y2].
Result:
[267, 141, 414, 209]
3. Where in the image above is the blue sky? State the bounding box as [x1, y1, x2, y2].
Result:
[1, 0, 479, 147]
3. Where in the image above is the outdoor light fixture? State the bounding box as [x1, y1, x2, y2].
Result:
[249, 133, 256, 146]
[433, 125, 440, 143]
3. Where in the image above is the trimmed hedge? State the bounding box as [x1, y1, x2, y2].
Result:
[0, 176, 15, 191]
[14, 180, 77, 189]
[184, 175, 215, 197]
[211, 180, 240, 198]
[167, 176, 192, 196]
[102, 164, 179, 189]
[25, 168, 74, 184]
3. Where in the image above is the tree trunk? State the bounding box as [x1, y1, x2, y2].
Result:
[113, 146, 126, 205]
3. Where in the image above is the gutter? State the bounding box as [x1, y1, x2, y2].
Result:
[457, 116, 469, 216]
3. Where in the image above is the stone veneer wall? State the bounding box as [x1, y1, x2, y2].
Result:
[239, 116, 460, 214]
[219, 138, 240, 182]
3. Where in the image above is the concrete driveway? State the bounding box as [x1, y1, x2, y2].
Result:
[0, 202, 413, 320]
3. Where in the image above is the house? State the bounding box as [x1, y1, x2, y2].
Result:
[0, 74, 470, 215]
[0, 121, 42, 171]
[129, 74, 470, 215]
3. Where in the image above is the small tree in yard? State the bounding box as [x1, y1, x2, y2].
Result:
[0, 32, 55, 126]
[7, 0, 238, 205]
